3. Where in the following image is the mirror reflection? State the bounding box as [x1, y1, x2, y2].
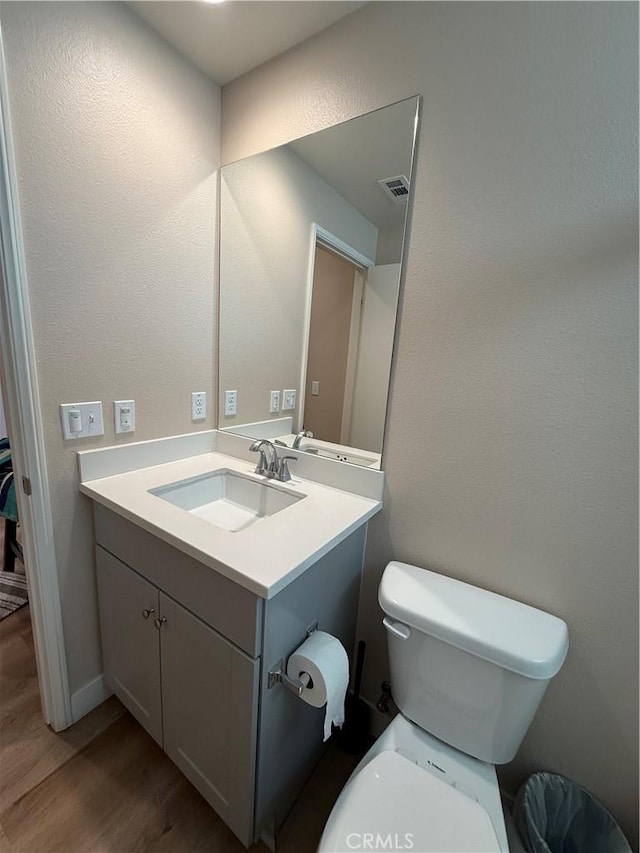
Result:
[218, 97, 419, 468]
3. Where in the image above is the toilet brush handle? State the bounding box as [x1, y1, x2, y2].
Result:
[353, 640, 366, 700]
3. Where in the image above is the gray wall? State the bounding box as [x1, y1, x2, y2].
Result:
[221, 2, 638, 843]
[1, 1, 220, 695]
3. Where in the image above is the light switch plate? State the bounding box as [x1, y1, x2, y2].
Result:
[224, 390, 237, 417]
[114, 400, 135, 434]
[191, 391, 207, 421]
[60, 401, 104, 440]
[311, 380, 320, 396]
[282, 389, 296, 411]
[269, 391, 280, 414]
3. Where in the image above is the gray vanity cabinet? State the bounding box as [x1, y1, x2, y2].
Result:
[96, 547, 163, 745]
[92, 502, 366, 850]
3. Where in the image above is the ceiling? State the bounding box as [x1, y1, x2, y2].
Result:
[290, 98, 417, 232]
[128, 1, 366, 86]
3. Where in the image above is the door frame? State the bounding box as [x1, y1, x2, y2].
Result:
[298, 224, 374, 434]
[0, 24, 72, 731]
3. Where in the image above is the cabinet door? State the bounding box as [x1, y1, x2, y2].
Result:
[96, 547, 163, 745]
[159, 593, 259, 847]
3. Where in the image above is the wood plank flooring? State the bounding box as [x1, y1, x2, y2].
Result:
[0, 607, 359, 853]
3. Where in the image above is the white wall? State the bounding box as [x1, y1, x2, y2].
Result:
[349, 264, 400, 452]
[1, 1, 220, 697]
[221, 2, 638, 843]
[375, 222, 405, 266]
[219, 145, 377, 426]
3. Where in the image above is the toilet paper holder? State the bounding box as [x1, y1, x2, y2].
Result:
[268, 620, 317, 697]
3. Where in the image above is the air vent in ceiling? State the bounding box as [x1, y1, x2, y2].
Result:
[378, 175, 410, 206]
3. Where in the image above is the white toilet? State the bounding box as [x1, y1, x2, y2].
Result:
[319, 561, 569, 853]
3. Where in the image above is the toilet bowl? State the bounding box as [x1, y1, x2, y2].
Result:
[319, 714, 508, 852]
[319, 561, 569, 853]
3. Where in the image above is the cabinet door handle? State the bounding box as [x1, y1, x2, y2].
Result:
[154, 616, 167, 630]
[142, 607, 155, 620]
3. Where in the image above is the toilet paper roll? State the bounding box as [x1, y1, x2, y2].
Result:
[287, 631, 349, 742]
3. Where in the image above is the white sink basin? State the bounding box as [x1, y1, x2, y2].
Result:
[150, 469, 305, 533]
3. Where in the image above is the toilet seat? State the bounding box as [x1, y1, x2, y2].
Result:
[319, 749, 501, 853]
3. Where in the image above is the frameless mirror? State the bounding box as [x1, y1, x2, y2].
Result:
[218, 97, 419, 469]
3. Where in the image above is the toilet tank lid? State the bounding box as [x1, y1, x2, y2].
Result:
[379, 562, 568, 680]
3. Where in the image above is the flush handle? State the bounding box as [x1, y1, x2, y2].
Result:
[383, 616, 411, 640]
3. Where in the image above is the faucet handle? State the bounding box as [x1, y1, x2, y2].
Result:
[277, 455, 297, 482]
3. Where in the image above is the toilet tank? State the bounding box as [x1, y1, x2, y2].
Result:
[379, 562, 568, 765]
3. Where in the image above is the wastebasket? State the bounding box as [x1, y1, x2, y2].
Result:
[514, 772, 632, 853]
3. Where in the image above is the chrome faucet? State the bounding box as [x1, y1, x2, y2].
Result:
[292, 430, 313, 449]
[249, 439, 296, 482]
[249, 439, 278, 477]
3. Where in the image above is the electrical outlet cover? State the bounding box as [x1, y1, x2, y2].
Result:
[282, 389, 296, 411]
[191, 391, 207, 421]
[114, 399, 135, 434]
[270, 391, 281, 413]
[224, 390, 237, 417]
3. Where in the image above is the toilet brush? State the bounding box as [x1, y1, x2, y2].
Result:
[336, 640, 370, 754]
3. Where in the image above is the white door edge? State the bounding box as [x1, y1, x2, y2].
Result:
[0, 21, 72, 731]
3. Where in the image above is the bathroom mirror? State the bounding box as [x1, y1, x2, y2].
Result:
[218, 97, 419, 468]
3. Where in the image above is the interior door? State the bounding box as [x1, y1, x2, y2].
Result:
[95, 546, 162, 745]
[304, 244, 360, 443]
[159, 592, 259, 846]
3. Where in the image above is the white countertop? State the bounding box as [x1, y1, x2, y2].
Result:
[80, 450, 382, 599]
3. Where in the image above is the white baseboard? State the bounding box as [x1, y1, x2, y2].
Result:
[70, 673, 112, 723]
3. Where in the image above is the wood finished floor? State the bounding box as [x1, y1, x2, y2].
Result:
[0, 607, 359, 853]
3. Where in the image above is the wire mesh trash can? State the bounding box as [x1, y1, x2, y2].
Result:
[514, 772, 632, 853]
